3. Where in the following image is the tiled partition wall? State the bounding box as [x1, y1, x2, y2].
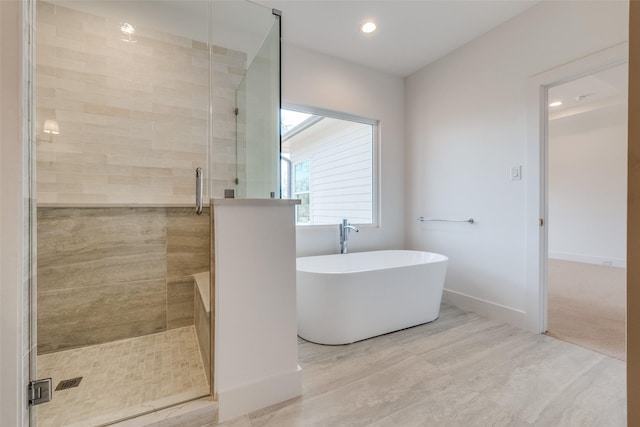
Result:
[37, 207, 209, 354]
[35, 1, 246, 203]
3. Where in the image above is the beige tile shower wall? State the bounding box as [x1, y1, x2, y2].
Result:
[37, 207, 210, 354]
[35, 1, 246, 204]
[166, 207, 210, 329]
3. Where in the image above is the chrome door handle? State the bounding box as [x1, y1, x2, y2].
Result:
[195, 168, 203, 215]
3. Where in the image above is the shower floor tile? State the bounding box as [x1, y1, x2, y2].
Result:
[36, 326, 210, 427]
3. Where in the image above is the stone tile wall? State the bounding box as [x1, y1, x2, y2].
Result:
[35, 1, 245, 203]
[37, 207, 209, 354]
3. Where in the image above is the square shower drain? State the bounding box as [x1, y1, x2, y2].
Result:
[55, 377, 82, 391]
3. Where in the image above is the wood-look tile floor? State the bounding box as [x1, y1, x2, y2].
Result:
[217, 303, 625, 427]
[37, 326, 210, 427]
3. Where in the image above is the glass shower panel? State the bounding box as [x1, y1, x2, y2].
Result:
[236, 18, 281, 199]
[211, 1, 280, 199]
[33, 1, 212, 425]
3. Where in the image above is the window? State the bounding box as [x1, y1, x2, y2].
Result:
[281, 106, 377, 226]
[294, 160, 310, 223]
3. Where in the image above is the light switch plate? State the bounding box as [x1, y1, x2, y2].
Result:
[511, 166, 522, 181]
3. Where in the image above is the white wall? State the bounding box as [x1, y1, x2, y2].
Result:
[549, 104, 628, 267]
[405, 1, 628, 326]
[283, 44, 405, 256]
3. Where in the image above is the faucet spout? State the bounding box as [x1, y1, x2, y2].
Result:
[339, 219, 359, 254]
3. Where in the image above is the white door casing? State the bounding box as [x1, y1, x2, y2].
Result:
[525, 42, 628, 333]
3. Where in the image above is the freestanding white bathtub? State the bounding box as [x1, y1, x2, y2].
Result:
[296, 250, 448, 345]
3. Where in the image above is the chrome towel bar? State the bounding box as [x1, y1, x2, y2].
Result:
[417, 217, 474, 224]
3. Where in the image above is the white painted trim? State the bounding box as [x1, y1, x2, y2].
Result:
[0, 1, 27, 425]
[442, 289, 528, 331]
[217, 367, 302, 423]
[548, 252, 626, 269]
[525, 42, 628, 334]
[283, 101, 379, 126]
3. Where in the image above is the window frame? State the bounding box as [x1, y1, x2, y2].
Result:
[282, 102, 380, 230]
[293, 159, 311, 224]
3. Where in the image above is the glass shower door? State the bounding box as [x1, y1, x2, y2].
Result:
[31, 0, 213, 425]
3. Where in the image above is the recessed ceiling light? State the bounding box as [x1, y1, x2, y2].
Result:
[361, 22, 376, 34]
[549, 101, 563, 107]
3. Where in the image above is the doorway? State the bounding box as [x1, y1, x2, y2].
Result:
[545, 63, 628, 360]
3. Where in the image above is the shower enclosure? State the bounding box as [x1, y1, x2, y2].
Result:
[28, 0, 281, 425]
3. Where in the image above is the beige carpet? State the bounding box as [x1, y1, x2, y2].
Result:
[546, 259, 626, 360]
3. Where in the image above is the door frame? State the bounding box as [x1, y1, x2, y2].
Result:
[525, 42, 628, 333]
[0, 0, 30, 425]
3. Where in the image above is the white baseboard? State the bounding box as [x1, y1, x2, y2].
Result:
[217, 366, 302, 423]
[548, 252, 626, 268]
[442, 289, 530, 331]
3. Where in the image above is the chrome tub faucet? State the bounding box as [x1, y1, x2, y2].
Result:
[339, 219, 359, 254]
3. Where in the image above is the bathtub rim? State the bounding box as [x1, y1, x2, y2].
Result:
[296, 250, 448, 275]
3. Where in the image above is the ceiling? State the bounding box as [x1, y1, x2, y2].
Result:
[548, 63, 628, 121]
[54, 0, 540, 77]
[253, 0, 540, 77]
